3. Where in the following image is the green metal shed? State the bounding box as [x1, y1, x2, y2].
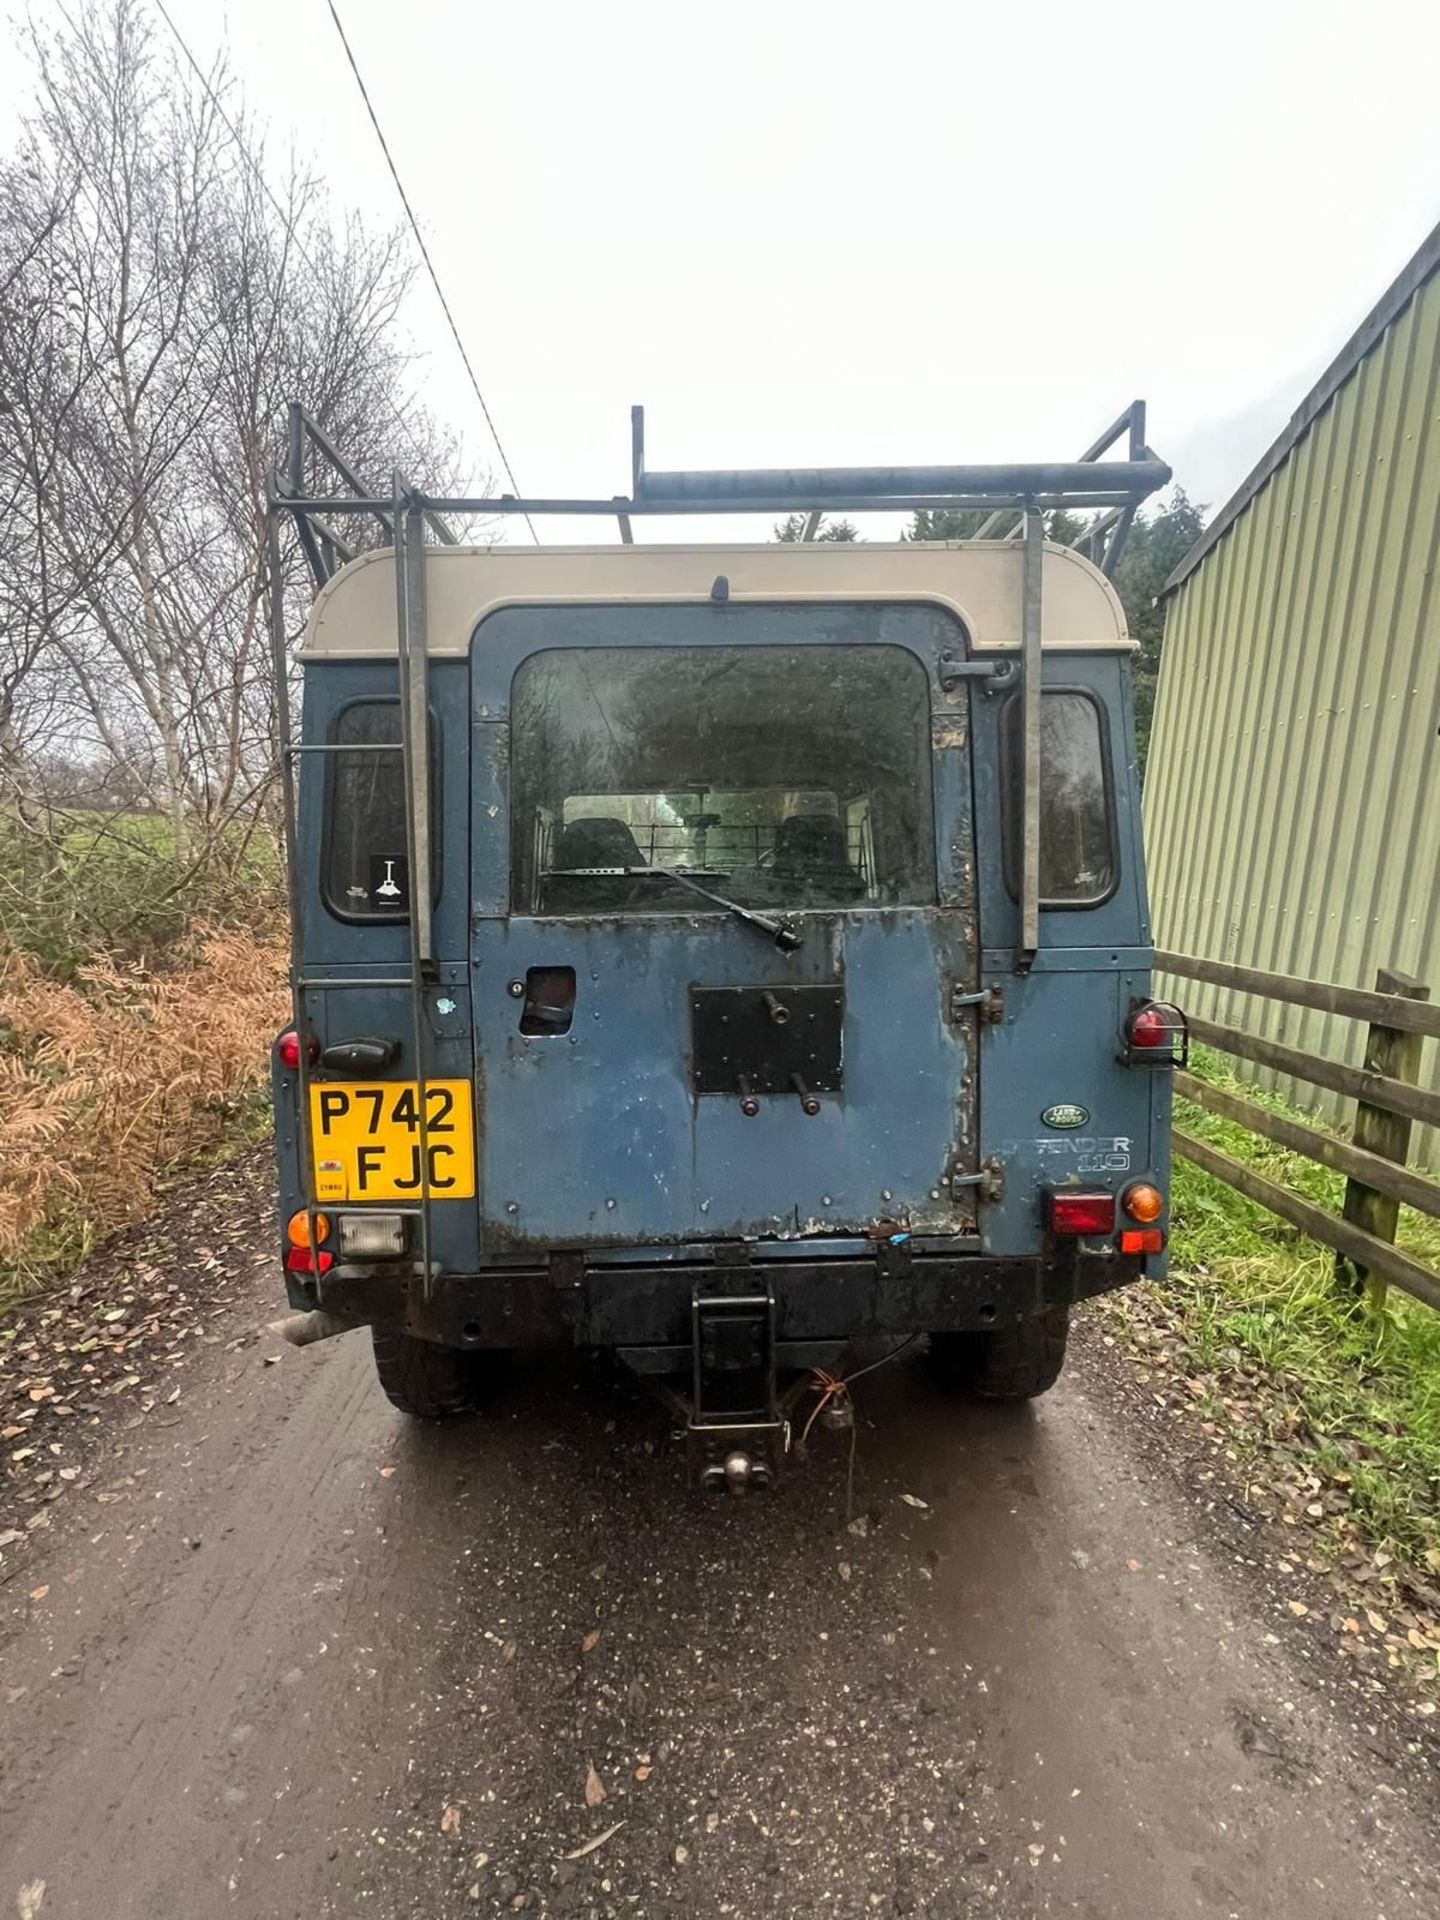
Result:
[1146, 218, 1440, 1166]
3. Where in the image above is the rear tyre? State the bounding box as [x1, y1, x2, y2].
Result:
[371, 1326, 499, 1420]
[929, 1306, 1070, 1401]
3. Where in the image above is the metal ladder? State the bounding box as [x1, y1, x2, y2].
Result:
[266, 407, 448, 1301]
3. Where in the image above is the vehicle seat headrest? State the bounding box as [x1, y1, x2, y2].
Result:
[553, 816, 644, 869]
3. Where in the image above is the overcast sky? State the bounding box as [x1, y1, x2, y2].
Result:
[6, 0, 1440, 543]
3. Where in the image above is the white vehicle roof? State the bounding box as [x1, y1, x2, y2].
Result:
[300, 539, 1131, 658]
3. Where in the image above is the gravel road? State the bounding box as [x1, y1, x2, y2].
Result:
[3, 1178, 1438, 1920]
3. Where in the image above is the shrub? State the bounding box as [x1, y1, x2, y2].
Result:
[0, 926, 287, 1303]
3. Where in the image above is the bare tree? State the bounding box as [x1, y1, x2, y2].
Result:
[0, 0, 463, 950]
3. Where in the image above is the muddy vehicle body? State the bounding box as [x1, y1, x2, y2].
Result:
[268, 405, 1183, 1486]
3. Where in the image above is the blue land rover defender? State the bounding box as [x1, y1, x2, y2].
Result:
[268, 405, 1182, 1487]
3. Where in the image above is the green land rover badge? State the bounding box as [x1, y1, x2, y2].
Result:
[1041, 1103, 1089, 1130]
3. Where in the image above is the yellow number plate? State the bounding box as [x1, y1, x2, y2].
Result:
[308, 1080, 475, 1202]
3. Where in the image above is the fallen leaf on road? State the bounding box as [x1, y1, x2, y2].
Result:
[584, 1763, 606, 1808]
[634, 1765, 652, 1782]
[1287, 1600, 1309, 1617]
[581, 1629, 601, 1653]
[28, 1586, 49, 1602]
[378, 1466, 397, 1479]
[674, 1844, 690, 1865]
[899, 1493, 929, 1509]
[559, 1819, 625, 1862]
[440, 1805, 462, 1836]
[1366, 1609, 1388, 1634]
[1126, 1559, 1144, 1573]
[17, 1880, 45, 1920]
[500, 1640, 518, 1664]
[846, 1515, 870, 1539]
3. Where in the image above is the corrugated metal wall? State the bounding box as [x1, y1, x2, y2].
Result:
[1146, 264, 1440, 1166]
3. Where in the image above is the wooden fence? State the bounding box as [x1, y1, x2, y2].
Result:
[1156, 952, 1440, 1313]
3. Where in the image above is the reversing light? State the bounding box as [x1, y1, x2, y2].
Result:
[1120, 1228, 1166, 1255]
[1122, 1182, 1164, 1224]
[287, 1209, 330, 1248]
[336, 1212, 406, 1260]
[1048, 1191, 1116, 1236]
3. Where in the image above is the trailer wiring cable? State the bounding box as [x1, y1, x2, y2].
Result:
[799, 1331, 922, 1452]
[323, 0, 539, 544]
[151, 0, 459, 510]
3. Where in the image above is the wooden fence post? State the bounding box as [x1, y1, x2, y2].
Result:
[1338, 966, 1430, 1310]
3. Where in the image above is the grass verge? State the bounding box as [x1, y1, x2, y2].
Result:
[1098, 1048, 1440, 1686]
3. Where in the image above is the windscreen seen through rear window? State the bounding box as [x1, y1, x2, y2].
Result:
[510, 645, 935, 915]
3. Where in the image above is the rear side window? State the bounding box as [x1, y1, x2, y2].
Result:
[1002, 690, 1116, 905]
[322, 700, 415, 920]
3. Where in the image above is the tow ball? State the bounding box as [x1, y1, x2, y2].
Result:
[703, 1447, 772, 1496]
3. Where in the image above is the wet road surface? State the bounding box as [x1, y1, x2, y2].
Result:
[3, 1260, 1438, 1920]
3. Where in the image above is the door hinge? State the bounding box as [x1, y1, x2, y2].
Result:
[950, 983, 1004, 1024]
[949, 1156, 1004, 1204]
[938, 654, 1021, 696]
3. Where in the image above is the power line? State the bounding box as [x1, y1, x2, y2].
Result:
[324, 0, 538, 543]
[148, 0, 483, 522]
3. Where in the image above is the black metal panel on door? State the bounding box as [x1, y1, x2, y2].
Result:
[690, 985, 844, 1096]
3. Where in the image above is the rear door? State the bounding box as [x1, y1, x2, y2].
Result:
[468, 600, 980, 1254]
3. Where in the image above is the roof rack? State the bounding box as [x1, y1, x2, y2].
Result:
[276, 401, 1170, 586]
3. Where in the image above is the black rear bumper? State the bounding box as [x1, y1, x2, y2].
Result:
[306, 1245, 1143, 1355]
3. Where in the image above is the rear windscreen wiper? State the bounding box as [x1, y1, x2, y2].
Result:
[548, 867, 802, 951]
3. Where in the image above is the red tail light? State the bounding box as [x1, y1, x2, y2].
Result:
[274, 1028, 318, 1072]
[1122, 1000, 1187, 1066]
[284, 1247, 334, 1275]
[1120, 1228, 1166, 1255]
[1048, 1191, 1116, 1235]
[1129, 1006, 1170, 1048]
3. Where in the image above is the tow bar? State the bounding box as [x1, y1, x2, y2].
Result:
[688, 1265, 787, 1492]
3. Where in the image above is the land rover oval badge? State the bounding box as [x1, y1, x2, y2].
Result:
[1042, 1103, 1089, 1130]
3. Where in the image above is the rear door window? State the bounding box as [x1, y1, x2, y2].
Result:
[1002, 690, 1116, 905]
[509, 644, 935, 916]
